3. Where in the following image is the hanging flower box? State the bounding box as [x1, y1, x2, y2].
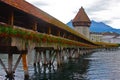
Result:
[0, 25, 97, 48]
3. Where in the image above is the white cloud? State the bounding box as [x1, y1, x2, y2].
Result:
[26, 0, 120, 29]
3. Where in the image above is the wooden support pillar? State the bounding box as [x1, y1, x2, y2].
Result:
[82, 49, 85, 55]
[37, 51, 41, 64]
[63, 33, 66, 38]
[80, 48, 84, 55]
[61, 49, 65, 61]
[68, 49, 72, 59]
[63, 48, 69, 61]
[32, 20, 37, 31]
[57, 49, 61, 67]
[43, 50, 47, 65]
[22, 53, 29, 80]
[77, 48, 80, 55]
[59, 48, 62, 63]
[49, 50, 52, 65]
[7, 53, 14, 80]
[64, 48, 69, 58]
[34, 48, 41, 74]
[1, 51, 24, 80]
[59, 48, 64, 65]
[51, 50, 56, 65]
[0, 53, 14, 80]
[84, 49, 87, 54]
[70, 48, 76, 59]
[8, 10, 14, 26]
[57, 31, 60, 36]
[33, 51, 37, 73]
[78, 48, 81, 55]
[0, 47, 28, 79]
[48, 27, 51, 35]
[82, 48, 85, 55]
[33, 51, 38, 67]
[77, 49, 80, 58]
[72, 49, 77, 58]
[70, 49, 73, 58]
[37, 61, 41, 74]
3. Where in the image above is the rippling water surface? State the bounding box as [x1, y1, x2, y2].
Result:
[0, 49, 120, 80]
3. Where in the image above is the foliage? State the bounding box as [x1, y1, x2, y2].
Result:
[0, 25, 93, 47]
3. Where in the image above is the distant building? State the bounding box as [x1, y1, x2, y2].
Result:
[90, 32, 120, 43]
[72, 7, 91, 39]
[102, 32, 120, 43]
[90, 32, 103, 42]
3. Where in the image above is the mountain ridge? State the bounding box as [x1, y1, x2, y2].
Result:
[67, 20, 120, 34]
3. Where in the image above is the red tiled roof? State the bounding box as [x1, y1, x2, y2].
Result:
[73, 7, 91, 22]
[0, 0, 74, 35]
[0, 0, 51, 22]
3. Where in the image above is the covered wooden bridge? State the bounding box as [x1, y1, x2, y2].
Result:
[0, 0, 118, 80]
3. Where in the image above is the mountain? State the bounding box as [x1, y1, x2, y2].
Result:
[67, 20, 74, 29]
[90, 20, 120, 34]
[67, 20, 120, 34]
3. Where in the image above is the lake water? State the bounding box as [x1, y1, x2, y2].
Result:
[0, 49, 120, 80]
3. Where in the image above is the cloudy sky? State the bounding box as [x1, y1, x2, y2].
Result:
[26, 0, 120, 29]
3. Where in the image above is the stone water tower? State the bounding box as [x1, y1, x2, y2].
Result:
[72, 7, 91, 39]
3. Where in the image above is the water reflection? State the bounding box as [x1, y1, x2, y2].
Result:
[30, 55, 90, 80]
[1, 50, 120, 80]
[85, 50, 120, 80]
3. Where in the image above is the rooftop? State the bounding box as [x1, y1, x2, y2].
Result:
[72, 7, 91, 23]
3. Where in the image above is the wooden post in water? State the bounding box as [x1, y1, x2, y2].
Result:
[7, 53, 13, 80]
[68, 48, 72, 59]
[48, 50, 52, 66]
[33, 50, 38, 73]
[34, 47, 42, 73]
[43, 50, 47, 66]
[33, 51, 38, 67]
[37, 51, 41, 65]
[57, 48, 61, 67]
[22, 52, 29, 79]
[37, 51, 41, 74]
[0, 47, 26, 79]
[80, 48, 84, 55]
[74, 48, 78, 59]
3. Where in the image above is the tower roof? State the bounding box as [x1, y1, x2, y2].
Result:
[72, 7, 91, 22]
